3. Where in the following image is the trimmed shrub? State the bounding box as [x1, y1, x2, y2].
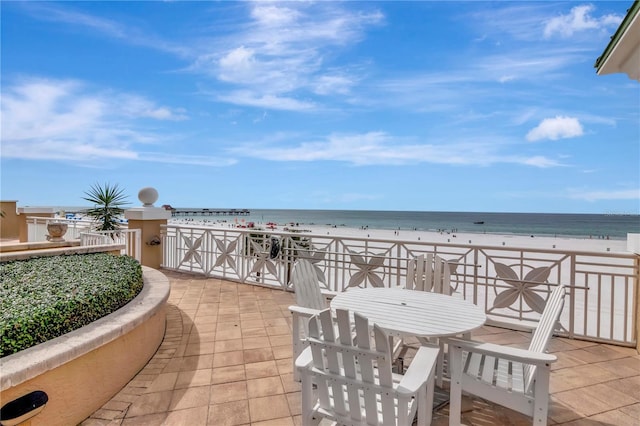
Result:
[0, 253, 143, 357]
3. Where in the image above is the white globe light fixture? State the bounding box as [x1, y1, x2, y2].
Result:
[138, 187, 159, 207]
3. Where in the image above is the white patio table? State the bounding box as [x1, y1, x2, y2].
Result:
[330, 287, 486, 340]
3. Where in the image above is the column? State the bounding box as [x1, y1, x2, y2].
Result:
[125, 187, 171, 269]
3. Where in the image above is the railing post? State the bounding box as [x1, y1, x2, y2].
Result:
[124, 188, 171, 269]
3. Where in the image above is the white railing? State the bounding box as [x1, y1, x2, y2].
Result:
[80, 230, 141, 261]
[161, 224, 638, 347]
[27, 217, 140, 261]
[27, 217, 94, 241]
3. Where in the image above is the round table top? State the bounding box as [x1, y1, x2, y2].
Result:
[330, 287, 486, 338]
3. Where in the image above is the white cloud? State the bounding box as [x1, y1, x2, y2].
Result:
[250, 4, 301, 27]
[196, 2, 384, 109]
[228, 131, 562, 168]
[0, 78, 227, 167]
[543, 4, 622, 38]
[526, 116, 584, 142]
[570, 189, 640, 202]
[217, 90, 316, 111]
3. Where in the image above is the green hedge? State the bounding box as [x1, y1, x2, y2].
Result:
[0, 253, 143, 357]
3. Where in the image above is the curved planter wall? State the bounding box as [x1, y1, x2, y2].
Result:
[0, 266, 170, 426]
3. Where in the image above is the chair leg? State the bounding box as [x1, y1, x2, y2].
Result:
[415, 385, 428, 426]
[533, 365, 552, 425]
[425, 369, 435, 426]
[448, 345, 463, 426]
[437, 340, 445, 388]
[292, 314, 302, 382]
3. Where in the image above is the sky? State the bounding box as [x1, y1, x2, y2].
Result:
[1, 1, 639, 214]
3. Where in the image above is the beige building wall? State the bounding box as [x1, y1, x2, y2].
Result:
[0, 201, 19, 240]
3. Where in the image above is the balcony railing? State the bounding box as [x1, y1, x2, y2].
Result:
[27, 217, 141, 261]
[80, 230, 141, 261]
[161, 224, 638, 347]
[27, 217, 94, 241]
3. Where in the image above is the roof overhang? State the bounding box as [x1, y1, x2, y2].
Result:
[594, 1, 640, 81]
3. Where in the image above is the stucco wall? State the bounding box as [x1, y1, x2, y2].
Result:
[0, 267, 170, 426]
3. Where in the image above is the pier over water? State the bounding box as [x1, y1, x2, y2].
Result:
[169, 208, 250, 217]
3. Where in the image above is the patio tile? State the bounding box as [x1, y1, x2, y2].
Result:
[603, 376, 640, 400]
[208, 400, 251, 426]
[595, 355, 640, 378]
[126, 391, 173, 417]
[175, 368, 213, 389]
[587, 408, 640, 426]
[120, 413, 168, 425]
[247, 376, 285, 398]
[211, 365, 246, 385]
[281, 374, 301, 393]
[275, 358, 294, 376]
[242, 327, 268, 338]
[266, 325, 291, 336]
[240, 312, 264, 322]
[286, 392, 302, 416]
[264, 317, 289, 327]
[553, 383, 637, 417]
[213, 350, 244, 367]
[243, 347, 274, 363]
[169, 385, 211, 411]
[163, 406, 208, 425]
[215, 327, 243, 340]
[252, 417, 295, 426]
[242, 336, 272, 349]
[566, 344, 630, 363]
[211, 381, 248, 404]
[245, 360, 279, 379]
[619, 402, 640, 420]
[550, 363, 614, 393]
[248, 395, 291, 422]
[272, 343, 293, 360]
[180, 354, 213, 371]
[268, 335, 291, 347]
[214, 338, 244, 353]
[145, 372, 178, 393]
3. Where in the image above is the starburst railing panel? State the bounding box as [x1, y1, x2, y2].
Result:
[161, 224, 638, 347]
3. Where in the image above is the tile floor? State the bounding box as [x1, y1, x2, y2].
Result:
[82, 270, 640, 425]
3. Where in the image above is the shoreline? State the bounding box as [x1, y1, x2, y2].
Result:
[169, 218, 629, 253]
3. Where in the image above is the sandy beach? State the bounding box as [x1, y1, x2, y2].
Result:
[170, 218, 630, 253]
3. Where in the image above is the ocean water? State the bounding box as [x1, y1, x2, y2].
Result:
[175, 209, 640, 240]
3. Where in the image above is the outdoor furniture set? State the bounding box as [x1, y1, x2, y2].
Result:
[289, 257, 566, 426]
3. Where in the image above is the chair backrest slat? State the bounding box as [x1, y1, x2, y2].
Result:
[433, 255, 452, 295]
[302, 308, 425, 425]
[523, 284, 566, 394]
[292, 259, 326, 310]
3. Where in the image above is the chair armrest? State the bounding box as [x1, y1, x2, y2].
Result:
[295, 346, 313, 369]
[321, 289, 339, 299]
[289, 305, 322, 317]
[397, 345, 440, 395]
[445, 337, 557, 365]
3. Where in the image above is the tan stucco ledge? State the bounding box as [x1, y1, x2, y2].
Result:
[0, 266, 170, 391]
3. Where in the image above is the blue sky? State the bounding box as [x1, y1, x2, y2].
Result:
[2, 1, 639, 214]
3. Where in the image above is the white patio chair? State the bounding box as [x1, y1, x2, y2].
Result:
[296, 308, 440, 426]
[407, 254, 458, 386]
[406, 254, 453, 294]
[446, 284, 566, 426]
[289, 259, 337, 381]
[290, 259, 403, 381]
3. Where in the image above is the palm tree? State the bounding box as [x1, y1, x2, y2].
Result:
[82, 183, 129, 231]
